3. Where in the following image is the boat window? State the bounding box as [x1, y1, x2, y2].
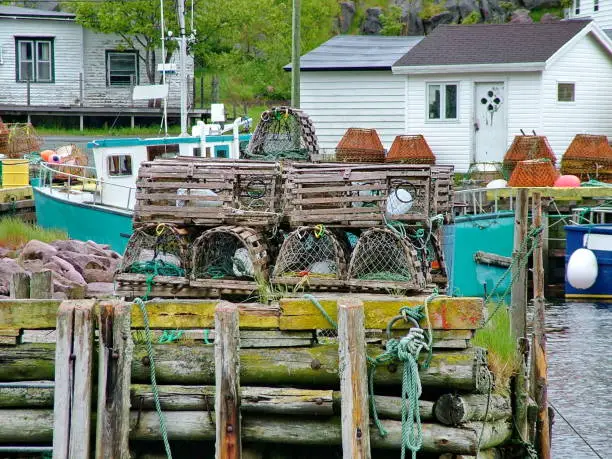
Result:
[107, 155, 133, 177]
[147, 144, 179, 161]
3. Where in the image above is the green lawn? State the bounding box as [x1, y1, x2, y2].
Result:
[0, 217, 67, 249]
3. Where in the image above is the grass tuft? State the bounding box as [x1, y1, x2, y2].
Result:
[473, 303, 518, 394]
[0, 217, 68, 249]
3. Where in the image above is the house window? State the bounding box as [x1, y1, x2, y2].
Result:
[558, 83, 575, 102]
[106, 51, 138, 86]
[15, 38, 54, 82]
[575, 0, 580, 14]
[594, 0, 599, 11]
[107, 155, 133, 176]
[427, 83, 458, 120]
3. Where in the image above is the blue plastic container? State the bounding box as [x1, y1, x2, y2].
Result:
[565, 225, 612, 299]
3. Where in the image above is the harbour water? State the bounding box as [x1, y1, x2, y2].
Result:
[547, 301, 611, 458]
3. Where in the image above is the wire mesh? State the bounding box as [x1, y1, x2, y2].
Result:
[348, 228, 425, 292]
[0, 117, 8, 155]
[336, 128, 385, 163]
[503, 135, 556, 174]
[247, 106, 319, 161]
[120, 224, 189, 276]
[4, 123, 43, 158]
[272, 226, 348, 283]
[507, 159, 559, 187]
[563, 134, 612, 161]
[386, 135, 436, 164]
[191, 226, 268, 281]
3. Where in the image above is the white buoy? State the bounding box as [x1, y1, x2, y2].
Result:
[567, 248, 598, 289]
[232, 247, 254, 277]
[308, 260, 336, 275]
[486, 179, 508, 189]
[386, 188, 413, 215]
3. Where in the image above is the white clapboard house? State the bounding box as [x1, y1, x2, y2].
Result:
[295, 20, 612, 172]
[0, 5, 193, 113]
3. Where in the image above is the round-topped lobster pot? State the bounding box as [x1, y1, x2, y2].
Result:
[190, 225, 269, 297]
[347, 227, 426, 293]
[272, 226, 349, 292]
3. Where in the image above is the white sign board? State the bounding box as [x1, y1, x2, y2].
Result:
[132, 84, 169, 100]
[211, 104, 226, 123]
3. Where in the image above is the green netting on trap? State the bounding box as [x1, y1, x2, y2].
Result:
[348, 228, 425, 290]
[246, 107, 319, 161]
[120, 225, 188, 277]
[191, 227, 268, 281]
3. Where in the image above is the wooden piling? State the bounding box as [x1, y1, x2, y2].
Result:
[511, 188, 528, 339]
[531, 192, 551, 459]
[337, 298, 371, 459]
[31, 270, 53, 299]
[215, 301, 241, 459]
[52, 300, 95, 459]
[10, 272, 30, 299]
[95, 301, 133, 459]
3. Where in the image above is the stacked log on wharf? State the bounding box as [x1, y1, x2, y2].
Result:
[0, 295, 516, 458]
[116, 158, 454, 300]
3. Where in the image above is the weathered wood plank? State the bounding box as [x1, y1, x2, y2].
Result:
[0, 299, 62, 329]
[52, 302, 73, 459]
[10, 272, 30, 299]
[473, 251, 512, 268]
[215, 301, 241, 459]
[31, 270, 53, 299]
[280, 297, 485, 331]
[96, 301, 133, 459]
[0, 344, 489, 392]
[0, 382, 54, 407]
[337, 298, 370, 458]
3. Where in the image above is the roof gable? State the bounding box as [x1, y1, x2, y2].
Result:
[285, 35, 423, 71]
[393, 20, 592, 69]
[0, 5, 74, 20]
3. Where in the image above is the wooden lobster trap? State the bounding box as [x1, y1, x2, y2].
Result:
[134, 158, 282, 228]
[190, 226, 269, 297]
[283, 162, 432, 228]
[271, 226, 350, 292]
[114, 223, 192, 298]
[561, 134, 612, 182]
[430, 165, 455, 223]
[347, 228, 426, 293]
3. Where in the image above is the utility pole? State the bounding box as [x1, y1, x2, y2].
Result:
[177, 0, 188, 135]
[291, 0, 301, 108]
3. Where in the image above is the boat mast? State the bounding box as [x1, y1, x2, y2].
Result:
[178, 0, 188, 135]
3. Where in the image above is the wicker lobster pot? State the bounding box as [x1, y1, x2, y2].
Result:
[283, 162, 432, 227]
[190, 226, 269, 297]
[5, 123, 43, 158]
[385, 135, 436, 164]
[134, 158, 282, 228]
[114, 224, 191, 297]
[561, 134, 612, 182]
[507, 159, 559, 187]
[271, 226, 349, 291]
[335, 128, 385, 163]
[347, 228, 426, 293]
[0, 118, 9, 155]
[502, 135, 556, 176]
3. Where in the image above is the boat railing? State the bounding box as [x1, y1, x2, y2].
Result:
[454, 187, 516, 216]
[38, 162, 136, 210]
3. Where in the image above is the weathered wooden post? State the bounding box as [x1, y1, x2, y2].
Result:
[53, 300, 95, 459]
[530, 192, 551, 459]
[511, 188, 529, 443]
[31, 270, 53, 299]
[10, 272, 30, 299]
[511, 188, 529, 339]
[337, 297, 371, 459]
[95, 301, 133, 459]
[215, 301, 241, 459]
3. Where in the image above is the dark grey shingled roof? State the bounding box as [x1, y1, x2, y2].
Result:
[394, 20, 592, 68]
[284, 35, 424, 71]
[0, 5, 74, 19]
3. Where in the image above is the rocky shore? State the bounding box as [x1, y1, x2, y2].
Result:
[0, 239, 121, 299]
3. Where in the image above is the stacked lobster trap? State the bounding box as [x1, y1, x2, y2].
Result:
[116, 157, 454, 299]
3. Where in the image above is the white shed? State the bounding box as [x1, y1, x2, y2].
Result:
[286, 36, 423, 151]
[392, 20, 612, 172]
[568, 0, 612, 31]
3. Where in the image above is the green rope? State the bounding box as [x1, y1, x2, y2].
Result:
[581, 179, 612, 187]
[357, 271, 412, 282]
[132, 275, 173, 458]
[203, 329, 212, 345]
[304, 293, 437, 459]
[127, 259, 185, 277]
[158, 329, 184, 344]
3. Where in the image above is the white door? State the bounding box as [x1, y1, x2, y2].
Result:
[474, 82, 507, 163]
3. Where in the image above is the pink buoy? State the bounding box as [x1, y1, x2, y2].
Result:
[554, 174, 581, 187]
